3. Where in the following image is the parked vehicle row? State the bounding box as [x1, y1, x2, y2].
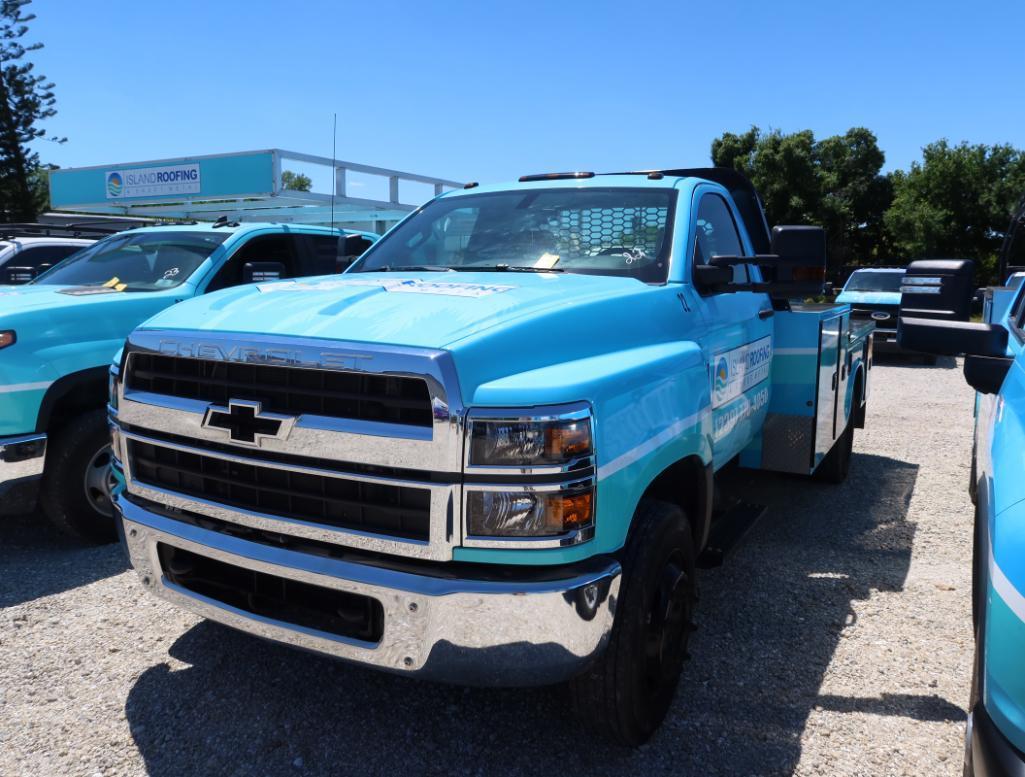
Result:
[101, 168, 874, 744]
[0, 222, 377, 539]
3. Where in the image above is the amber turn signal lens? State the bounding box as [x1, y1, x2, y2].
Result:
[0, 330, 15, 349]
[546, 422, 592, 459]
[554, 491, 593, 530]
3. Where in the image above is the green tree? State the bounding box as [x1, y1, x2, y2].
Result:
[711, 126, 893, 268]
[281, 169, 312, 192]
[0, 0, 63, 221]
[884, 140, 1025, 285]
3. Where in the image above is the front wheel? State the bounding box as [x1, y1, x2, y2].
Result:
[40, 409, 118, 543]
[570, 499, 697, 746]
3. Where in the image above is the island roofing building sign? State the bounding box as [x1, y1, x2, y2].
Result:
[50, 149, 462, 231]
[105, 163, 201, 199]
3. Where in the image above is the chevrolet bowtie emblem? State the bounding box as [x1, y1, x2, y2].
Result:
[201, 399, 296, 447]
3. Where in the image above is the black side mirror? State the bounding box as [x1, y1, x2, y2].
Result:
[693, 264, 733, 293]
[763, 225, 827, 297]
[242, 261, 287, 284]
[2, 266, 37, 284]
[900, 259, 976, 322]
[898, 317, 1008, 357]
[964, 355, 1014, 395]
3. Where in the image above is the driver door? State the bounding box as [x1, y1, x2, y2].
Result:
[689, 190, 773, 468]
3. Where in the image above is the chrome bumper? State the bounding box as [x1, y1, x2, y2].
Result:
[116, 495, 621, 687]
[0, 433, 46, 487]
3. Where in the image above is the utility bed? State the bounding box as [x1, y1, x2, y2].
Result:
[741, 303, 873, 475]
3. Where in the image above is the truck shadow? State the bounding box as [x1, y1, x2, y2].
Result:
[0, 511, 127, 608]
[123, 452, 928, 777]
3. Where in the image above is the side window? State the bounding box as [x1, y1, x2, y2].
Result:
[204, 234, 302, 293]
[304, 235, 344, 276]
[693, 194, 748, 285]
[1012, 283, 1025, 338]
[12, 244, 82, 271]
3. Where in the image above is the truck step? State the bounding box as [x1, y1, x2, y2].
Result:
[697, 501, 768, 569]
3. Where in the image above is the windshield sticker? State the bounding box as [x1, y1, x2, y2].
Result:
[257, 278, 515, 298]
[711, 336, 773, 409]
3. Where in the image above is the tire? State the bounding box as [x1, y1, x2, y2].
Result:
[40, 409, 117, 543]
[969, 442, 978, 506]
[814, 421, 854, 484]
[570, 499, 697, 746]
[964, 630, 983, 777]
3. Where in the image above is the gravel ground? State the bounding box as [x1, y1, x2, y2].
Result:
[0, 357, 976, 777]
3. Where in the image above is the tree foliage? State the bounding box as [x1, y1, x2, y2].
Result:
[0, 0, 62, 221]
[711, 127, 1025, 285]
[884, 140, 1025, 284]
[711, 126, 892, 268]
[281, 170, 313, 192]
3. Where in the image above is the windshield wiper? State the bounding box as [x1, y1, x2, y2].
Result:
[451, 264, 565, 273]
[379, 265, 455, 272]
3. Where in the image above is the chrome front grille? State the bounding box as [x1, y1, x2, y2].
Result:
[128, 438, 432, 542]
[127, 353, 434, 428]
[115, 330, 466, 561]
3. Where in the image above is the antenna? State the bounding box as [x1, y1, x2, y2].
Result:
[330, 112, 337, 232]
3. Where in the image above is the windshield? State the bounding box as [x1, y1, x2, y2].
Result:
[33, 231, 229, 291]
[844, 270, 905, 293]
[352, 187, 676, 282]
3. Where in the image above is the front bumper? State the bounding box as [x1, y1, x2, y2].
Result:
[868, 327, 901, 352]
[970, 703, 1025, 777]
[0, 433, 46, 492]
[116, 494, 621, 687]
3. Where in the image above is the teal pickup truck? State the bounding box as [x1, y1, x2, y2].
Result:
[110, 169, 873, 744]
[0, 221, 376, 541]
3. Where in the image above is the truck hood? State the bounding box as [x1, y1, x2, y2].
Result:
[0, 283, 173, 315]
[835, 290, 902, 306]
[0, 283, 178, 369]
[139, 272, 684, 402]
[140, 272, 655, 349]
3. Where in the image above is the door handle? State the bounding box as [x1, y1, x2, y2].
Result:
[758, 308, 774, 320]
[831, 372, 838, 391]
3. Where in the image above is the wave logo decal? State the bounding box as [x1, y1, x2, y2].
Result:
[714, 356, 730, 393]
[106, 172, 124, 197]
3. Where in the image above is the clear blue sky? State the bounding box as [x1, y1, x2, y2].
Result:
[26, 0, 1025, 187]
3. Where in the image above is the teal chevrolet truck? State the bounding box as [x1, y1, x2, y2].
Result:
[0, 221, 376, 541]
[110, 169, 873, 744]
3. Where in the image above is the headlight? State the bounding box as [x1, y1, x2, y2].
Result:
[463, 403, 596, 546]
[467, 408, 592, 468]
[0, 330, 15, 349]
[466, 482, 594, 538]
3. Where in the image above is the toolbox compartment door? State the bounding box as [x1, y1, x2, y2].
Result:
[814, 311, 844, 466]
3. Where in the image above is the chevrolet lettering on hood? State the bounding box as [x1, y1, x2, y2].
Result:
[156, 339, 373, 371]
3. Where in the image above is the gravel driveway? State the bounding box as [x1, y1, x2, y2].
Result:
[0, 358, 977, 777]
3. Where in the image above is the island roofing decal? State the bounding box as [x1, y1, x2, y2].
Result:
[106, 163, 201, 199]
[710, 336, 772, 409]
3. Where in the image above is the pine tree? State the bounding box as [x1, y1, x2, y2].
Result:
[0, 0, 63, 221]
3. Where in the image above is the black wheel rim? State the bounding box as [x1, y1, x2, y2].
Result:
[83, 444, 115, 518]
[643, 549, 693, 690]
